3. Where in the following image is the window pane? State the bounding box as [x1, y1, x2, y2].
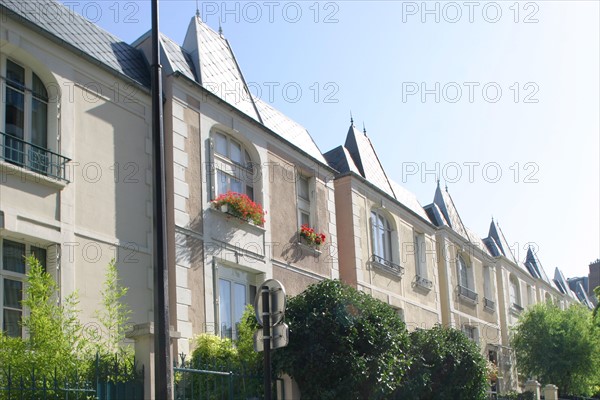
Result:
[233, 283, 246, 338]
[246, 185, 254, 201]
[32, 98, 48, 148]
[6, 60, 25, 88]
[298, 176, 309, 200]
[230, 177, 242, 194]
[5, 87, 25, 139]
[300, 211, 310, 226]
[31, 246, 47, 272]
[3, 241, 25, 273]
[32, 73, 48, 101]
[230, 140, 242, 164]
[216, 170, 228, 196]
[3, 279, 22, 309]
[219, 279, 232, 338]
[3, 309, 21, 338]
[215, 133, 228, 156]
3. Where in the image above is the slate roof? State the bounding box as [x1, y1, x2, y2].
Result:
[166, 16, 325, 163]
[0, 0, 150, 87]
[568, 277, 594, 308]
[484, 220, 519, 264]
[343, 124, 395, 197]
[553, 268, 575, 298]
[323, 123, 429, 221]
[525, 247, 551, 284]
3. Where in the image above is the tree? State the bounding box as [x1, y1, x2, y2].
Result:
[512, 302, 600, 396]
[394, 325, 488, 399]
[272, 279, 411, 400]
[19, 255, 88, 377]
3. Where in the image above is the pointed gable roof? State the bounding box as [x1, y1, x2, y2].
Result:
[553, 268, 575, 298]
[323, 146, 361, 175]
[182, 16, 261, 121]
[343, 123, 395, 197]
[484, 220, 518, 264]
[152, 16, 326, 163]
[525, 246, 551, 283]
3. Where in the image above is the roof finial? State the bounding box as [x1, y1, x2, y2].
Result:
[362, 122, 367, 135]
[350, 111, 354, 126]
[491, 215, 494, 222]
[218, 22, 223, 36]
[445, 182, 448, 192]
[436, 178, 440, 188]
[196, 0, 201, 18]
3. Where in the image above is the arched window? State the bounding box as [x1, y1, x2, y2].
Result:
[2, 59, 48, 172]
[370, 209, 393, 263]
[457, 255, 470, 288]
[212, 131, 256, 200]
[509, 275, 521, 307]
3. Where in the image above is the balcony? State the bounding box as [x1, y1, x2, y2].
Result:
[0, 131, 70, 182]
[457, 284, 478, 303]
[484, 297, 495, 311]
[415, 275, 433, 290]
[510, 303, 524, 314]
[370, 254, 404, 277]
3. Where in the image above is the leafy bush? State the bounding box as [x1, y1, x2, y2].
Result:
[394, 325, 488, 400]
[498, 391, 535, 400]
[272, 279, 411, 400]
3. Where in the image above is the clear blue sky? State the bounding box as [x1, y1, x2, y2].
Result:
[59, 0, 599, 280]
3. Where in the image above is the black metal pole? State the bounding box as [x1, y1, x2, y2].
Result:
[262, 286, 272, 400]
[151, 0, 172, 398]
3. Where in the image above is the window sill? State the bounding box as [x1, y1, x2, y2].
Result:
[457, 285, 479, 305]
[209, 206, 266, 233]
[370, 255, 404, 277]
[413, 275, 433, 292]
[0, 160, 68, 189]
[296, 241, 322, 256]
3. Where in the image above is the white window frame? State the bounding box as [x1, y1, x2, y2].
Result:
[370, 209, 393, 263]
[483, 265, 493, 300]
[296, 173, 312, 227]
[462, 324, 479, 344]
[0, 238, 48, 338]
[457, 254, 473, 289]
[414, 232, 427, 278]
[216, 265, 258, 340]
[509, 274, 521, 307]
[212, 132, 256, 201]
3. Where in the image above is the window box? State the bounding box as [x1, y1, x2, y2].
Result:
[296, 241, 322, 256]
[211, 192, 266, 226]
[457, 284, 478, 304]
[370, 254, 404, 277]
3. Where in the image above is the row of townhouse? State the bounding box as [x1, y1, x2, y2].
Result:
[0, 0, 591, 397]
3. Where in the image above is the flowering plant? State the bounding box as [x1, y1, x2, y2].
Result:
[212, 191, 266, 226]
[299, 224, 326, 247]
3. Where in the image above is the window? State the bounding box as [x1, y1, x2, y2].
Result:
[527, 284, 534, 306]
[217, 266, 257, 339]
[212, 132, 255, 200]
[1, 58, 49, 173]
[0, 239, 48, 337]
[414, 232, 426, 278]
[509, 275, 521, 307]
[483, 266, 493, 300]
[462, 325, 478, 343]
[457, 255, 472, 289]
[371, 209, 393, 263]
[297, 174, 311, 227]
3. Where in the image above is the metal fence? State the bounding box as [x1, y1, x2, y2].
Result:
[174, 354, 268, 400]
[0, 354, 143, 400]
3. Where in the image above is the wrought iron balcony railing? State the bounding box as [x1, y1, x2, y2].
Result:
[457, 284, 478, 303]
[511, 302, 524, 313]
[0, 131, 70, 182]
[370, 254, 404, 277]
[484, 297, 496, 310]
[415, 275, 433, 290]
